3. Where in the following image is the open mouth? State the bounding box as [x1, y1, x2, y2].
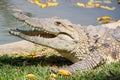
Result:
[9, 28, 58, 39]
[9, 20, 73, 39]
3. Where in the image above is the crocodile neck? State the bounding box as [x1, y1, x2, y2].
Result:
[56, 24, 91, 63]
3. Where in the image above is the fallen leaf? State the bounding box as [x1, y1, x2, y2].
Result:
[58, 70, 71, 76]
[88, 74, 94, 78]
[26, 74, 36, 79]
[50, 73, 57, 80]
[28, 53, 40, 58]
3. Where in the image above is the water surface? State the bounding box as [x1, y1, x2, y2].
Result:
[0, 0, 120, 44]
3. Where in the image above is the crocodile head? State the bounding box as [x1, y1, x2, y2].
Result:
[10, 12, 80, 52]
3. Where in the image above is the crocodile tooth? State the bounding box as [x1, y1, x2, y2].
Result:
[30, 37, 34, 41]
[32, 28, 34, 30]
[30, 24, 33, 27]
[16, 32, 19, 35]
[29, 24, 31, 27]
[10, 30, 14, 34]
[38, 35, 41, 37]
[26, 23, 28, 26]
[40, 36, 44, 39]
[32, 28, 35, 30]
[23, 22, 27, 26]
[13, 32, 17, 35]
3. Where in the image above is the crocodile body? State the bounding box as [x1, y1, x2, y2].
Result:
[9, 12, 120, 73]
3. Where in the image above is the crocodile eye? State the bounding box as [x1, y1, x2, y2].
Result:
[54, 21, 61, 26]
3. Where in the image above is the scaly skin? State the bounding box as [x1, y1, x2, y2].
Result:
[9, 12, 120, 73]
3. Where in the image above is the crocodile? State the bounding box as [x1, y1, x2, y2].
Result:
[9, 12, 120, 73]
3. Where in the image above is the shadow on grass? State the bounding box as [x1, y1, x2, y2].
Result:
[0, 54, 72, 67]
[0, 55, 120, 80]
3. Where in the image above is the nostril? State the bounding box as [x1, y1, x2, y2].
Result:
[54, 21, 61, 26]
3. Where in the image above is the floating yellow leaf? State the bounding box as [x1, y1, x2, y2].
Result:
[40, 3, 47, 8]
[47, 2, 58, 7]
[96, 15, 116, 24]
[58, 70, 71, 76]
[76, 1, 115, 10]
[101, 16, 111, 20]
[100, 6, 115, 10]
[96, 17, 101, 21]
[34, 0, 40, 4]
[26, 74, 36, 79]
[34, 0, 47, 8]
[37, 3, 47, 8]
[76, 2, 85, 8]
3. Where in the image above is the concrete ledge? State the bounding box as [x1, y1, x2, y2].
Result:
[0, 40, 36, 54]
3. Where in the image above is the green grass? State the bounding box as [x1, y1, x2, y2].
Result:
[0, 54, 120, 80]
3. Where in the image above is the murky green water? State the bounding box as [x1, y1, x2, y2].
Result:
[0, 0, 120, 44]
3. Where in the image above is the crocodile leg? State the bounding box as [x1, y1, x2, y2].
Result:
[50, 52, 104, 73]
